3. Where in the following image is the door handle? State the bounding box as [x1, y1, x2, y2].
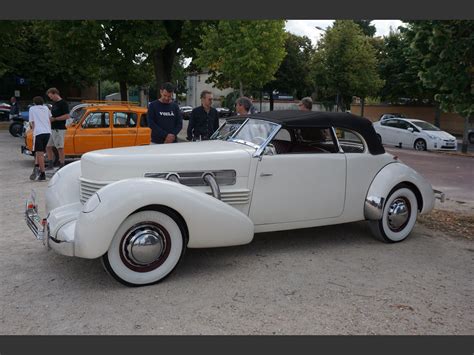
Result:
[260, 173, 273, 177]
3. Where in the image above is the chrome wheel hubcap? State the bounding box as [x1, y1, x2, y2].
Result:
[120, 222, 171, 272]
[387, 197, 410, 232]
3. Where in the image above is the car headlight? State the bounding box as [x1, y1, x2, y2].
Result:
[83, 193, 101, 213]
[427, 134, 440, 140]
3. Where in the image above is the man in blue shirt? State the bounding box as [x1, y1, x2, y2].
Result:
[147, 82, 183, 144]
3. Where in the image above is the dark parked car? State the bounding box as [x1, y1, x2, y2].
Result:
[179, 105, 193, 120]
[216, 107, 232, 118]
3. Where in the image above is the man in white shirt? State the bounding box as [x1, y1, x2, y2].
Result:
[29, 96, 51, 181]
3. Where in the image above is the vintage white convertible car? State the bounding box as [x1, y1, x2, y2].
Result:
[26, 111, 443, 286]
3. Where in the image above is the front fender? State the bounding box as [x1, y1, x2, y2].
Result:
[74, 178, 255, 258]
[46, 160, 81, 214]
[364, 162, 435, 220]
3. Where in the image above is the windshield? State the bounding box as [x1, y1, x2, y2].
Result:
[212, 118, 279, 148]
[211, 118, 247, 140]
[412, 121, 440, 131]
[71, 107, 86, 123]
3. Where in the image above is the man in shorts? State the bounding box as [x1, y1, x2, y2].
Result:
[46, 87, 69, 170]
[29, 96, 51, 181]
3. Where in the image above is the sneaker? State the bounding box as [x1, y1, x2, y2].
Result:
[36, 172, 46, 181]
[29, 166, 39, 180]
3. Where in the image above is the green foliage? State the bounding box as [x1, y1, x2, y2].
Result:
[408, 20, 474, 117]
[99, 21, 154, 87]
[41, 20, 102, 86]
[0, 21, 28, 77]
[264, 33, 315, 99]
[312, 20, 383, 111]
[353, 20, 376, 37]
[99, 80, 119, 99]
[194, 20, 287, 95]
[378, 28, 431, 103]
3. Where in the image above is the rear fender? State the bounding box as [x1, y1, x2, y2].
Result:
[74, 178, 255, 258]
[364, 162, 435, 220]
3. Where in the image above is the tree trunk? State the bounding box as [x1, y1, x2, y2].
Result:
[269, 91, 274, 111]
[461, 115, 470, 154]
[152, 47, 175, 98]
[239, 81, 243, 96]
[119, 81, 128, 101]
[434, 103, 441, 128]
[360, 97, 365, 117]
[151, 21, 184, 99]
[259, 91, 263, 112]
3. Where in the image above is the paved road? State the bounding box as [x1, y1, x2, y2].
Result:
[0, 130, 472, 335]
[384, 147, 474, 203]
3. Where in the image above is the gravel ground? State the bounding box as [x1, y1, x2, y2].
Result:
[0, 128, 472, 335]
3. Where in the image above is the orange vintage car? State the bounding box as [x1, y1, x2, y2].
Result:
[22, 101, 150, 161]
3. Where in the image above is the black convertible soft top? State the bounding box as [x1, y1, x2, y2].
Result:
[241, 110, 385, 155]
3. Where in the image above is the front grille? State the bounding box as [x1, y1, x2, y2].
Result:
[80, 179, 109, 204]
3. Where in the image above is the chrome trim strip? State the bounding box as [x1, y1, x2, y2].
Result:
[331, 127, 345, 153]
[203, 173, 221, 200]
[253, 123, 282, 158]
[144, 170, 236, 186]
[364, 195, 385, 220]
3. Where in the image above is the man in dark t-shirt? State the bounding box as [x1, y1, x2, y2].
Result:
[187, 90, 219, 141]
[147, 82, 182, 144]
[46, 87, 69, 169]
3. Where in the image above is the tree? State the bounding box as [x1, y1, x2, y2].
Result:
[99, 21, 154, 100]
[40, 21, 103, 87]
[408, 20, 474, 153]
[263, 33, 314, 110]
[139, 20, 215, 98]
[194, 20, 287, 96]
[354, 20, 376, 37]
[378, 29, 429, 103]
[312, 20, 383, 114]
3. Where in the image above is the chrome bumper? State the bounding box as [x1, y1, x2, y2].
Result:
[433, 189, 445, 203]
[25, 190, 50, 247]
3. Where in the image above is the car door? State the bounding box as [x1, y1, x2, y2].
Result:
[136, 113, 151, 145]
[112, 111, 138, 148]
[249, 127, 346, 225]
[378, 119, 398, 144]
[397, 120, 417, 148]
[74, 110, 112, 155]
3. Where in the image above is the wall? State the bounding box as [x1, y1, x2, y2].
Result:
[351, 104, 467, 135]
[186, 73, 234, 108]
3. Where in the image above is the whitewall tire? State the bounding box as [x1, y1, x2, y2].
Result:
[369, 187, 418, 243]
[102, 210, 186, 286]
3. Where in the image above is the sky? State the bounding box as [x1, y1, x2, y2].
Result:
[285, 20, 405, 45]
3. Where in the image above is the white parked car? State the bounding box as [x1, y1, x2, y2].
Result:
[379, 113, 406, 121]
[373, 118, 457, 151]
[26, 111, 442, 286]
